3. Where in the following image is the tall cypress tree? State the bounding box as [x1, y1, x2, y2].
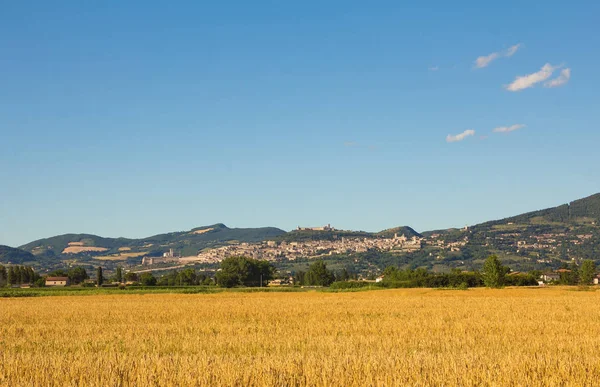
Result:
[0, 265, 6, 287]
[22, 266, 30, 284]
[116, 266, 123, 283]
[96, 266, 103, 286]
[579, 260, 597, 285]
[15, 266, 23, 284]
[7, 266, 15, 286]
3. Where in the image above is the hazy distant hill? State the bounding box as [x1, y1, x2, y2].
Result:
[0, 245, 37, 265]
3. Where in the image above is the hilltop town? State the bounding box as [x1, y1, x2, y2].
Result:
[143, 225, 424, 266]
[136, 224, 476, 272]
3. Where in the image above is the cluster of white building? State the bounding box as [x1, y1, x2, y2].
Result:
[186, 232, 423, 264]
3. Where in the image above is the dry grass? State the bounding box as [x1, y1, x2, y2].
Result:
[1, 287, 600, 386]
[62, 246, 108, 254]
[67, 242, 85, 246]
[191, 227, 214, 235]
[94, 251, 148, 261]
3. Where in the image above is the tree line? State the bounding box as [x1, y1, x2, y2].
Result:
[121, 269, 214, 286]
[4, 255, 597, 290]
[0, 265, 41, 287]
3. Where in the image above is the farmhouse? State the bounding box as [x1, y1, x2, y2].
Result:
[45, 277, 69, 287]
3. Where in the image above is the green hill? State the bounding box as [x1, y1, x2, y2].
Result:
[476, 193, 600, 228]
[376, 226, 422, 239]
[19, 224, 287, 262]
[417, 192, 600, 272]
[0, 245, 37, 265]
[274, 225, 421, 243]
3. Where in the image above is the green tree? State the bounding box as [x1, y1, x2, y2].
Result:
[139, 273, 157, 286]
[48, 269, 68, 277]
[116, 266, 123, 283]
[304, 260, 335, 287]
[124, 272, 139, 282]
[564, 262, 580, 285]
[294, 270, 305, 286]
[34, 278, 46, 287]
[0, 265, 6, 287]
[15, 266, 24, 284]
[579, 260, 596, 285]
[338, 268, 350, 282]
[96, 266, 104, 286]
[68, 266, 89, 284]
[481, 255, 506, 288]
[176, 268, 198, 286]
[216, 256, 274, 288]
[7, 266, 16, 286]
[26, 266, 36, 284]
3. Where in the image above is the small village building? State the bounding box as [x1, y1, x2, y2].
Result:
[45, 277, 69, 287]
[540, 273, 560, 282]
[268, 277, 294, 287]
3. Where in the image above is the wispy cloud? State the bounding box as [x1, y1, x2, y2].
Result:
[474, 43, 522, 69]
[493, 124, 526, 133]
[475, 53, 499, 69]
[446, 129, 475, 143]
[545, 68, 571, 88]
[505, 44, 521, 57]
[429, 65, 439, 71]
[343, 141, 357, 147]
[505, 63, 557, 91]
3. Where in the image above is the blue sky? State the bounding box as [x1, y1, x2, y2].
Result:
[1, 1, 599, 247]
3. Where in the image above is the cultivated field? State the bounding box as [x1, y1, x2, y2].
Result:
[1, 288, 600, 386]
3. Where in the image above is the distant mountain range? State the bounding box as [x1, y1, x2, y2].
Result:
[2, 193, 599, 272]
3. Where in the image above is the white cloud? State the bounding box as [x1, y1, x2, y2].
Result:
[343, 141, 357, 147]
[545, 68, 571, 88]
[475, 52, 500, 69]
[429, 66, 439, 71]
[493, 124, 526, 133]
[474, 43, 522, 69]
[505, 63, 557, 91]
[446, 129, 475, 143]
[505, 44, 521, 57]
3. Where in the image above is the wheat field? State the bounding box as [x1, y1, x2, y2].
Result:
[1, 288, 600, 386]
